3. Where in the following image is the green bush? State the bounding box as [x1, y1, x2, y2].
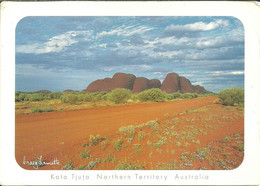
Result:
[50, 91, 62, 99]
[130, 94, 139, 102]
[29, 93, 45, 101]
[93, 93, 103, 102]
[181, 93, 198, 99]
[108, 88, 132, 104]
[166, 92, 182, 100]
[16, 93, 51, 102]
[218, 88, 244, 106]
[16, 93, 26, 102]
[60, 94, 79, 104]
[82, 93, 94, 102]
[138, 88, 166, 102]
[31, 107, 54, 113]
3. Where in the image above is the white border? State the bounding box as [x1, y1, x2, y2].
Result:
[1, 1, 260, 185]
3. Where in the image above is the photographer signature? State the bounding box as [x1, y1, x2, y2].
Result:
[23, 156, 60, 169]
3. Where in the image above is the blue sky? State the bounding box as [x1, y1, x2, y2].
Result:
[15, 16, 244, 93]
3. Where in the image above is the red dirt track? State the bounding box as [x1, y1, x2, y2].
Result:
[16, 97, 218, 169]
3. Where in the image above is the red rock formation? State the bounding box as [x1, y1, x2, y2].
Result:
[149, 79, 161, 89]
[85, 72, 207, 94]
[111, 73, 136, 90]
[132, 77, 150, 93]
[86, 78, 113, 92]
[35, 90, 51, 93]
[179, 76, 195, 93]
[63, 89, 75, 92]
[193, 85, 207, 94]
[161, 73, 180, 94]
[86, 73, 136, 92]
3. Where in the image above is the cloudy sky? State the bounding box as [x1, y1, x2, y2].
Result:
[15, 16, 244, 92]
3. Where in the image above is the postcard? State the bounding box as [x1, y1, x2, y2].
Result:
[0, 1, 260, 185]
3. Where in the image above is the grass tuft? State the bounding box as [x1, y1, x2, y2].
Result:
[62, 162, 75, 170]
[115, 160, 145, 170]
[113, 138, 124, 151]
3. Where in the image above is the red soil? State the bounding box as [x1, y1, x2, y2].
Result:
[15, 96, 244, 170]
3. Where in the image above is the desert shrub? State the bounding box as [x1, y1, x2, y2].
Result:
[130, 94, 139, 102]
[30, 93, 44, 101]
[50, 91, 62, 99]
[23, 94, 31, 101]
[15, 91, 20, 97]
[172, 92, 182, 99]
[16, 93, 27, 102]
[115, 160, 145, 170]
[15, 92, 54, 102]
[85, 159, 100, 170]
[108, 88, 132, 104]
[80, 150, 92, 159]
[145, 120, 159, 133]
[166, 94, 174, 100]
[31, 107, 54, 113]
[191, 93, 199, 98]
[138, 88, 166, 102]
[119, 125, 136, 139]
[93, 93, 103, 102]
[181, 93, 198, 99]
[82, 92, 108, 102]
[62, 162, 75, 170]
[60, 94, 78, 104]
[196, 148, 210, 160]
[24, 93, 51, 101]
[154, 161, 178, 170]
[166, 92, 182, 100]
[137, 131, 146, 141]
[15, 91, 21, 101]
[89, 135, 102, 146]
[235, 144, 244, 151]
[82, 93, 95, 102]
[218, 88, 244, 106]
[113, 138, 124, 151]
[152, 136, 167, 147]
[101, 94, 108, 101]
[75, 93, 84, 102]
[100, 139, 109, 151]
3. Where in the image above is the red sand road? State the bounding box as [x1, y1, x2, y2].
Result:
[15, 97, 217, 168]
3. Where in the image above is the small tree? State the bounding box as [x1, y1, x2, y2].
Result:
[218, 87, 244, 106]
[108, 88, 132, 104]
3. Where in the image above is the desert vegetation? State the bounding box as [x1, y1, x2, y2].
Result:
[218, 87, 244, 106]
[15, 89, 215, 114]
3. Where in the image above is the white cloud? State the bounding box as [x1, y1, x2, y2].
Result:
[207, 71, 244, 76]
[153, 72, 163, 75]
[16, 31, 93, 54]
[192, 81, 204, 86]
[195, 34, 243, 48]
[98, 43, 107, 48]
[145, 36, 190, 47]
[230, 71, 244, 75]
[165, 19, 229, 32]
[97, 25, 153, 38]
